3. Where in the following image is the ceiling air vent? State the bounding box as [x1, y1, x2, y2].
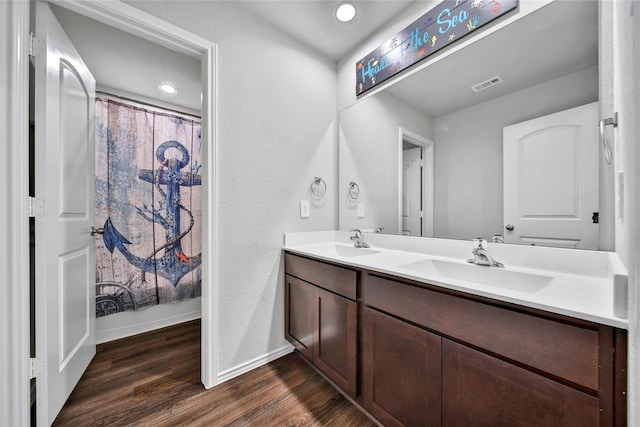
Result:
[471, 75, 503, 93]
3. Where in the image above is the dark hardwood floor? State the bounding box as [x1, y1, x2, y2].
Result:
[53, 320, 375, 426]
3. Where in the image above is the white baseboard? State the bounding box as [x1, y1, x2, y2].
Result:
[217, 344, 294, 384]
[96, 308, 201, 344]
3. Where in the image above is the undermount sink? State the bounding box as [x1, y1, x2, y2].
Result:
[400, 259, 553, 293]
[308, 243, 381, 258]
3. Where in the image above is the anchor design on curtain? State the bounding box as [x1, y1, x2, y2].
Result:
[103, 140, 202, 287]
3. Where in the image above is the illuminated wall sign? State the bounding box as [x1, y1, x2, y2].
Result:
[356, 0, 517, 95]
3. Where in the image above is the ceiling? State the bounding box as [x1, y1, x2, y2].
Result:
[236, 1, 415, 61]
[49, 1, 417, 112]
[51, 4, 203, 112]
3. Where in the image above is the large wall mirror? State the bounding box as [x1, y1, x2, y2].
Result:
[339, 0, 613, 250]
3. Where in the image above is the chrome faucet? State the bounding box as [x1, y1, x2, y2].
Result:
[350, 229, 370, 248]
[467, 238, 504, 268]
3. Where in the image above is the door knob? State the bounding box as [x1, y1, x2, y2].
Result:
[505, 224, 515, 231]
[91, 227, 104, 236]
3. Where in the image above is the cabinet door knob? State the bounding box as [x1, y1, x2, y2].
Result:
[505, 224, 515, 231]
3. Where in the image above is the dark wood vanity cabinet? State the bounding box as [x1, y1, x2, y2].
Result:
[284, 254, 357, 396]
[363, 273, 626, 427]
[284, 251, 627, 426]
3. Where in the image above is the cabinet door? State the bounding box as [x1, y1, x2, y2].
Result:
[442, 339, 600, 427]
[314, 287, 357, 397]
[285, 275, 314, 361]
[363, 307, 441, 427]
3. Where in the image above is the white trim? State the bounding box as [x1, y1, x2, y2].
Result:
[46, 0, 220, 391]
[96, 310, 202, 344]
[217, 345, 294, 384]
[1, 2, 31, 426]
[200, 42, 219, 389]
[48, 0, 207, 58]
[398, 127, 435, 237]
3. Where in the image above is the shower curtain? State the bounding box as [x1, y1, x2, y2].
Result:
[95, 98, 202, 317]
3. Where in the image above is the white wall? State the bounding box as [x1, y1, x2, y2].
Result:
[433, 67, 598, 241]
[339, 91, 432, 233]
[126, 0, 337, 376]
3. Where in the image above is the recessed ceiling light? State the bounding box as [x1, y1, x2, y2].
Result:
[159, 82, 177, 95]
[336, 3, 356, 23]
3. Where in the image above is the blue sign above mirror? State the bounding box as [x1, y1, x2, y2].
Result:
[356, 0, 518, 95]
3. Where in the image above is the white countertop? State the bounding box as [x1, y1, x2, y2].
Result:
[283, 231, 629, 329]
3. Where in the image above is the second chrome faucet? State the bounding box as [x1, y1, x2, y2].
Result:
[467, 238, 504, 268]
[349, 229, 370, 248]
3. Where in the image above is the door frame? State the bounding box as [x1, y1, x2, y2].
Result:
[398, 127, 434, 237]
[1, 2, 218, 425]
[0, 2, 31, 426]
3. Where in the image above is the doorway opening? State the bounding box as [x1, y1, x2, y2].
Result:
[399, 128, 434, 237]
[28, 2, 217, 425]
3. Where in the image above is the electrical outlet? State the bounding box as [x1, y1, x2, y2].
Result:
[357, 203, 365, 218]
[300, 199, 310, 218]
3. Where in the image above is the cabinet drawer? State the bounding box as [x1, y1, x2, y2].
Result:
[364, 274, 600, 391]
[285, 253, 357, 300]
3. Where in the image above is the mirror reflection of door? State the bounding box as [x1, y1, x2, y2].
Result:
[399, 128, 434, 237]
[503, 102, 599, 249]
[402, 144, 423, 236]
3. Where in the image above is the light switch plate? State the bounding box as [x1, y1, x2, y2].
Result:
[357, 203, 365, 218]
[300, 199, 310, 218]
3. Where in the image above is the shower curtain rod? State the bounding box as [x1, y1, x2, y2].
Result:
[96, 90, 201, 121]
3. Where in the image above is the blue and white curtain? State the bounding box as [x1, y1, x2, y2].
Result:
[95, 98, 202, 317]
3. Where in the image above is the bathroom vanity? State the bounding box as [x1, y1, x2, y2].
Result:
[284, 231, 628, 427]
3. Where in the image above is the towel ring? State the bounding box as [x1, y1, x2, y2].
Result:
[599, 113, 617, 165]
[348, 182, 360, 200]
[310, 177, 326, 198]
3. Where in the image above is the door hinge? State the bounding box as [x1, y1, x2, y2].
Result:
[29, 32, 43, 58]
[592, 212, 599, 224]
[29, 357, 44, 379]
[29, 32, 35, 57]
[28, 197, 45, 218]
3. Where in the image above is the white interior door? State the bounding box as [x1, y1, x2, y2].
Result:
[34, 2, 96, 425]
[402, 146, 422, 236]
[503, 102, 599, 249]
